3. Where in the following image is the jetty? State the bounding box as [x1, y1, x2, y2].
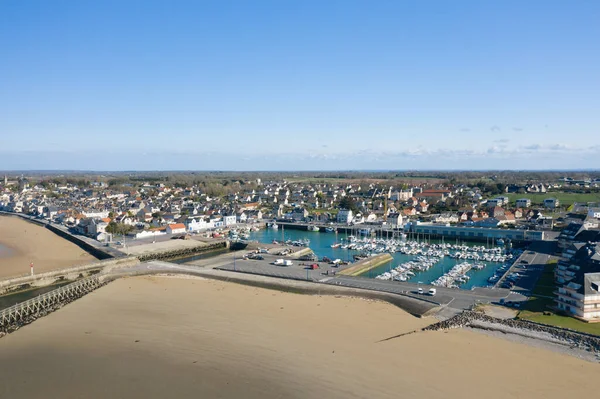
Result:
[338, 253, 393, 277]
[0, 275, 105, 334]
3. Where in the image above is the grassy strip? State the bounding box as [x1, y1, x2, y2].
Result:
[504, 192, 600, 206]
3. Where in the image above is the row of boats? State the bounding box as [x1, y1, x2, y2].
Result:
[333, 237, 512, 263]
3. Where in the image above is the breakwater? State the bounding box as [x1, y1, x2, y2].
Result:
[425, 311, 600, 353]
[135, 241, 229, 262]
[0, 276, 107, 338]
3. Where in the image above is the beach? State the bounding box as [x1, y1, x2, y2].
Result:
[0, 216, 96, 279]
[0, 275, 597, 398]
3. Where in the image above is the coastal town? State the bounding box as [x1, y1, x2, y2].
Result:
[1, 172, 599, 241]
[2, 172, 600, 329]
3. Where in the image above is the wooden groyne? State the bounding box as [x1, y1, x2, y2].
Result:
[0, 276, 106, 337]
[338, 253, 393, 277]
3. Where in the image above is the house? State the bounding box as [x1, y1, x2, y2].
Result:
[402, 207, 417, 217]
[489, 207, 505, 218]
[245, 210, 263, 222]
[516, 198, 531, 208]
[434, 212, 459, 224]
[286, 207, 309, 222]
[390, 189, 413, 201]
[496, 212, 516, 225]
[87, 218, 108, 238]
[166, 223, 186, 234]
[387, 212, 404, 227]
[337, 209, 353, 224]
[222, 215, 237, 226]
[236, 211, 247, 223]
[544, 198, 560, 209]
[418, 190, 452, 202]
[416, 201, 429, 213]
[514, 208, 524, 219]
[487, 199, 503, 208]
[186, 217, 213, 232]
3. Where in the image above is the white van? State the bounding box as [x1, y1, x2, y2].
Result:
[428, 288, 437, 296]
[417, 287, 424, 295]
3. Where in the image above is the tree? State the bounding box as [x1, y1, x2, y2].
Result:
[338, 196, 358, 213]
[106, 222, 134, 236]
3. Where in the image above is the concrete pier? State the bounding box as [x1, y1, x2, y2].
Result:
[338, 253, 393, 276]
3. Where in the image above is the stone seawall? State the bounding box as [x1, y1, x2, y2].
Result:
[45, 223, 114, 259]
[0, 211, 120, 259]
[135, 241, 229, 262]
[424, 311, 600, 353]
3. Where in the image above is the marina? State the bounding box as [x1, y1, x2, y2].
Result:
[249, 227, 520, 289]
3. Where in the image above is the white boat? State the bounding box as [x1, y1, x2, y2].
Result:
[269, 222, 279, 229]
[308, 225, 320, 232]
[325, 227, 336, 233]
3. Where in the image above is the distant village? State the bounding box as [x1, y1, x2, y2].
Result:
[1, 174, 599, 242]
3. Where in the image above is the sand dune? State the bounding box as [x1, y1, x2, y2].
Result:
[0, 216, 96, 278]
[0, 276, 597, 399]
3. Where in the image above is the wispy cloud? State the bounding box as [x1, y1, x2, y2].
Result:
[523, 144, 541, 150]
[512, 127, 523, 132]
[490, 125, 501, 132]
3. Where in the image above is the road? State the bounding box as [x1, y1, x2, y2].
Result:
[106, 240, 559, 315]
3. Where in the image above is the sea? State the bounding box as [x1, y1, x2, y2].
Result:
[249, 228, 509, 289]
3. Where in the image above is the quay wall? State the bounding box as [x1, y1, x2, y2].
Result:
[0, 257, 140, 295]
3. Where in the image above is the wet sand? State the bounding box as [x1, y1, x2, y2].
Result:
[0, 216, 96, 279]
[0, 276, 597, 398]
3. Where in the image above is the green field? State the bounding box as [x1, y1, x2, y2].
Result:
[517, 261, 600, 336]
[504, 192, 600, 207]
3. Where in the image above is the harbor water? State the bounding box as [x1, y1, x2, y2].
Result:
[249, 228, 508, 289]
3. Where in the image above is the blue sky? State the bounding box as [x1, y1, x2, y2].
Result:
[1, 0, 599, 170]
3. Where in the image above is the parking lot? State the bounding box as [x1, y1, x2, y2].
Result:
[501, 241, 557, 306]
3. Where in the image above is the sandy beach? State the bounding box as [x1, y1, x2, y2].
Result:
[0, 216, 96, 279]
[0, 276, 597, 398]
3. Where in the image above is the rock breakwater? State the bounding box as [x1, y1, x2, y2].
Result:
[424, 311, 600, 353]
